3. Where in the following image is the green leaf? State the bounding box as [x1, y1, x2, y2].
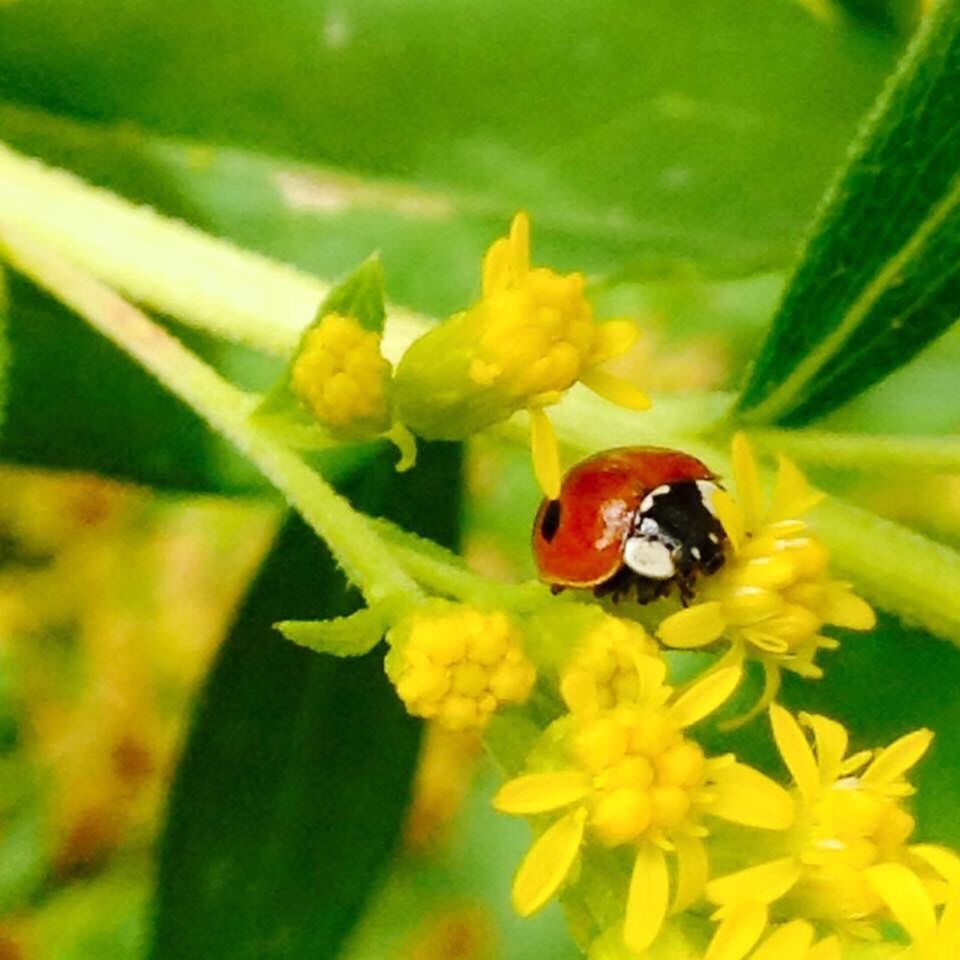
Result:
[737, 1, 960, 425]
[0, 0, 895, 274]
[277, 607, 389, 658]
[2, 270, 264, 492]
[152, 440, 462, 960]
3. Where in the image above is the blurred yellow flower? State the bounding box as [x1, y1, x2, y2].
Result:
[658, 434, 875, 712]
[385, 602, 536, 731]
[705, 707, 960, 959]
[494, 660, 793, 954]
[393, 213, 649, 497]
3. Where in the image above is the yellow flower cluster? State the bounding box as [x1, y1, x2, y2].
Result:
[559, 613, 659, 716]
[291, 311, 391, 436]
[494, 653, 794, 954]
[385, 603, 536, 731]
[658, 435, 875, 712]
[705, 706, 960, 958]
[394, 213, 649, 497]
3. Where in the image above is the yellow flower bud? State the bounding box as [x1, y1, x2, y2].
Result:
[291, 312, 391, 437]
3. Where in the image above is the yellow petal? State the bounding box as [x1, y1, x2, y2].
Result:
[861, 728, 933, 787]
[672, 832, 709, 913]
[705, 900, 768, 960]
[767, 455, 823, 522]
[670, 666, 742, 728]
[732, 433, 763, 534]
[528, 406, 561, 500]
[509, 210, 531, 278]
[624, 842, 669, 953]
[658, 602, 727, 649]
[587, 319, 640, 365]
[579, 368, 651, 411]
[909, 844, 960, 887]
[805, 935, 842, 960]
[493, 771, 590, 815]
[707, 857, 801, 907]
[865, 862, 937, 941]
[748, 921, 814, 960]
[799, 712, 848, 783]
[511, 807, 586, 916]
[769, 704, 820, 803]
[709, 762, 795, 830]
[712, 488, 746, 553]
[482, 236, 512, 295]
[722, 586, 786, 627]
[821, 584, 876, 631]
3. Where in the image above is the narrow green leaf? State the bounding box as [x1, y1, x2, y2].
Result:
[737, 1, 960, 425]
[2, 271, 262, 492]
[277, 607, 388, 658]
[152, 441, 462, 960]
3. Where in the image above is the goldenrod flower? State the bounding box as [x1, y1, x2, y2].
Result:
[493, 660, 793, 954]
[291, 311, 392, 437]
[881, 890, 960, 960]
[559, 613, 658, 716]
[658, 434, 875, 711]
[393, 213, 649, 497]
[384, 602, 536, 731]
[705, 706, 960, 958]
[742, 921, 841, 960]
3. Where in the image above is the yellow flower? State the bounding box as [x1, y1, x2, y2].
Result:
[393, 212, 649, 497]
[705, 706, 960, 959]
[291, 312, 392, 436]
[384, 602, 536, 731]
[658, 434, 875, 712]
[493, 659, 793, 954]
[742, 921, 842, 960]
[559, 613, 659, 716]
[883, 890, 960, 960]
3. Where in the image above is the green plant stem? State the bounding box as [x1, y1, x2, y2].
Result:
[0, 140, 427, 361]
[0, 223, 422, 610]
[371, 518, 554, 610]
[750, 429, 960, 472]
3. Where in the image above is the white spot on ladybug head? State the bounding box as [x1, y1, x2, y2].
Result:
[696, 481, 721, 517]
[638, 516, 661, 538]
[623, 537, 676, 580]
[639, 484, 671, 514]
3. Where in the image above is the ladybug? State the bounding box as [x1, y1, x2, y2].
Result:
[532, 447, 727, 603]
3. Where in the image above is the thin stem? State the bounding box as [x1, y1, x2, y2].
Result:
[0, 140, 428, 362]
[0, 223, 422, 610]
[371, 518, 553, 610]
[750, 429, 960, 473]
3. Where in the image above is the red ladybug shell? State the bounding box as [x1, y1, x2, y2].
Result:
[532, 447, 716, 588]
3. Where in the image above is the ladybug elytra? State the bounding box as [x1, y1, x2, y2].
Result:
[532, 447, 727, 603]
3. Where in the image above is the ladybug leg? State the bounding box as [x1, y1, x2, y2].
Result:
[550, 584, 566, 596]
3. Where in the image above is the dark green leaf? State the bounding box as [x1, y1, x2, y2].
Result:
[152, 441, 462, 960]
[1, 271, 263, 492]
[0, 0, 895, 274]
[737, 1, 960, 425]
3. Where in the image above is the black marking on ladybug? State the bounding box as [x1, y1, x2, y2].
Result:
[602, 480, 727, 605]
[540, 499, 562, 543]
